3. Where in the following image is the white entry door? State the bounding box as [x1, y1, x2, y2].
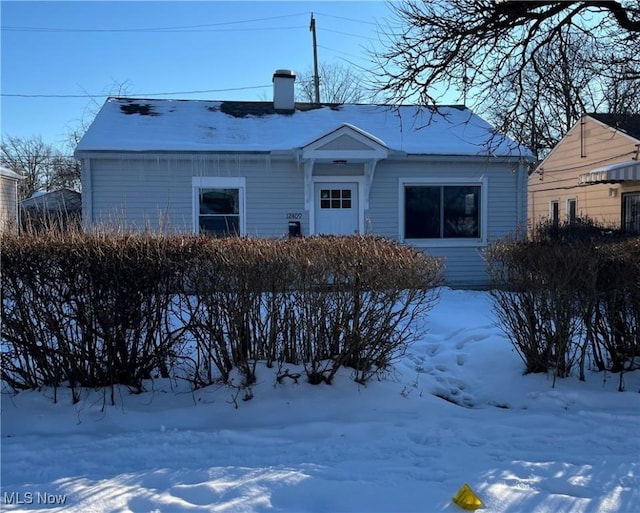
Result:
[314, 182, 359, 235]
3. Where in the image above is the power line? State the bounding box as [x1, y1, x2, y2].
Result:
[3, 25, 307, 34]
[321, 28, 378, 41]
[314, 12, 379, 26]
[536, 152, 636, 175]
[317, 44, 373, 62]
[1, 85, 272, 99]
[1, 155, 78, 161]
[1, 13, 309, 33]
[144, 26, 307, 33]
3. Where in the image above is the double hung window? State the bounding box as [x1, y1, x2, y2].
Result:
[566, 198, 577, 224]
[550, 200, 559, 227]
[193, 177, 245, 236]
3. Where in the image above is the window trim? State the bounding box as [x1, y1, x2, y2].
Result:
[398, 177, 488, 247]
[566, 197, 577, 224]
[622, 191, 640, 234]
[192, 177, 246, 236]
[549, 199, 560, 226]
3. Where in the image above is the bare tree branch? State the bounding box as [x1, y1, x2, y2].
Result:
[296, 62, 373, 104]
[1, 136, 81, 199]
[373, 0, 640, 157]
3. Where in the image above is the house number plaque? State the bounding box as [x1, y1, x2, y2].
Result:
[286, 213, 302, 220]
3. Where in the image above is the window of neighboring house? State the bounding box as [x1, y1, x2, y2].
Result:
[567, 198, 577, 224]
[193, 177, 245, 236]
[403, 184, 482, 240]
[622, 192, 640, 234]
[550, 200, 560, 227]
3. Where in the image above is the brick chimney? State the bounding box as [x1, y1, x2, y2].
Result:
[273, 69, 296, 111]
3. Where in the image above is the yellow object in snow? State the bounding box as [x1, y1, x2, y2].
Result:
[452, 483, 483, 510]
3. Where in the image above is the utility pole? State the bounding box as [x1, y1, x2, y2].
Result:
[310, 12, 320, 104]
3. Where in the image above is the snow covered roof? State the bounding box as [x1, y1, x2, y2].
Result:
[0, 166, 23, 180]
[76, 98, 532, 157]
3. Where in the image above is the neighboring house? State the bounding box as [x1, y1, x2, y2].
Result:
[0, 166, 23, 234]
[529, 114, 640, 233]
[75, 70, 533, 287]
[21, 188, 82, 231]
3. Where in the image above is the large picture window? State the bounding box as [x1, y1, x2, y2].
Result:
[193, 177, 245, 236]
[404, 184, 481, 239]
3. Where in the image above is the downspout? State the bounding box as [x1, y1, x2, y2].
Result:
[303, 158, 315, 234]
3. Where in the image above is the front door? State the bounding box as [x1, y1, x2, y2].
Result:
[314, 182, 359, 235]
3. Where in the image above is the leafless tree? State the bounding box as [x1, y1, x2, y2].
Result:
[1, 136, 54, 199]
[296, 62, 372, 104]
[1, 135, 80, 199]
[0, 81, 131, 200]
[374, 0, 640, 153]
[50, 153, 81, 192]
[489, 25, 640, 157]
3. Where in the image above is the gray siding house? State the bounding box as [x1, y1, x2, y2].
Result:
[75, 70, 533, 287]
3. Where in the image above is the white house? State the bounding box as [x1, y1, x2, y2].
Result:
[75, 70, 533, 287]
[0, 166, 23, 234]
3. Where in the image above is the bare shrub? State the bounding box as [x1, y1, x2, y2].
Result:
[286, 236, 443, 385]
[486, 239, 585, 377]
[586, 239, 640, 390]
[179, 236, 443, 387]
[488, 220, 639, 386]
[1, 228, 187, 400]
[2, 232, 443, 401]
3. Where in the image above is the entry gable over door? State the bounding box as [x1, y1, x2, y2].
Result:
[301, 124, 389, 212]
[301, 123, 389, 162]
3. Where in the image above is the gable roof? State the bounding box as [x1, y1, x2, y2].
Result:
[302, 123, 387, 150]
[588, 113, 640, 141]
[0, 166, 23, 181]
[301, 123, 389, 162]
[76, 98, 532, 158]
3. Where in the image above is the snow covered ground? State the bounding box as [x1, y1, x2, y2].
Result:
[2, 288, 639, 513]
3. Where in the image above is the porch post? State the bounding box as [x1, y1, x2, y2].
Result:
[304, 159, 314, 209]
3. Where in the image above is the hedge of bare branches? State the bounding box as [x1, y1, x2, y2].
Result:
[1, 231, 442, 402]
[486, 220, 640, 390]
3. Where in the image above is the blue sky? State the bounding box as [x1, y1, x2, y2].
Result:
[1, 1, 417, 152]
